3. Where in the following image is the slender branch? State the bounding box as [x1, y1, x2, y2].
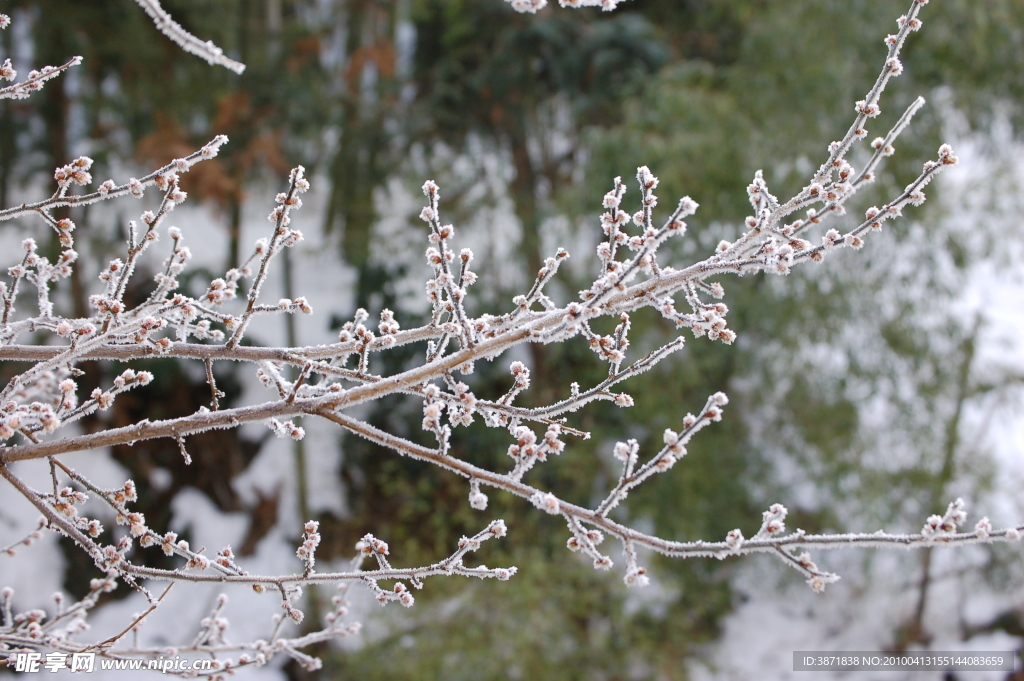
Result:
[133, 0, 245, 73]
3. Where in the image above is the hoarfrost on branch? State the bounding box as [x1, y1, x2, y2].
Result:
[0, 0, 1020, 675]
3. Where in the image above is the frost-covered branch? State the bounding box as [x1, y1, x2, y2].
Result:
[0, 16, 81, 100]
[1, 0, 1021, 673]
[133, 0, 246, 74]
[0, 454, 512, 674]
[505, 0, 632, 14]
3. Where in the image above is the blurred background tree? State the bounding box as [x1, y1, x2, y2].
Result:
[1, 1, 1023, 679]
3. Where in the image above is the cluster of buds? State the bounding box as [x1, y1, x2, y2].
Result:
[458, 249, 478, 289]
[599, 178, 629, 251]
[822, 160, 855, 203]
[539, 423, 566, 457]
[421, 384, 447, 433]
[724, 528, 744, 552]
[185, 550, 212, 571]
[418, 180, 477, 344]
[268, 418, 305, 441]
[757, 503, 788, 538]
[612, 439, 639, 466]
[189, 319, 222, 341]
[58, 368, 154, 419]
[921, 497, 968, 539]
[566, 528, 605, 553]
[53, 157, 93, 189]
[871, 136, 896, 157]
[157, 532, 180, 556]
[52, 218, 76, 247]
[447, 381, 478, 427]
[659, 295, 735, 343]
[265, 170, 308, 234]
[200, 136, 229, 159]
[806, 571, 841, 594]
[0, 58, 81, 101]
[96, 257, 127, 294]
[358, 532, 393, 569]
[121, 511, 147, 538]
[274, 190, 302, 210]
[153, 164, 184, 189]
[0, 401, 59, 439]
[936, 142, 959, 166]
[378, 308, 400, 335]
[358, 535, 390, 559]
[468, 480, 489, 510]
[6, 596, 47, 640]
[52, 487, 88, 520]
[275, 297, 312, 314]
[127, 316, 168, 344]
[566, 523, 613, 570]
[296, 521, 321, 572]
[336, 308, 368, 343]
[89, 577, 118, 595]
[99, 537, 133, 571]
[111, 368, 154, 391]
[561, 299, 602, 330]
[530, 491, 561, 515]
[87, 295, 125, 316]
[509, 361, 530, 389]
[391, 582, 415, 608]
[495, 361, 531, 409]
[111, 480, 138, 505]
[204, 277, 239, 306]
[125, 177, 145, 198]
[56, 481, 139, 543]
[505, 0, 546, 13]
[53, 247, 77, 275]
[168, 293, 197, 321]
[337, 309, 377, 361]
[214, 547, 242, 572]
[422, 400, 451, 454]
[622, 540, 650, 588]
[267, 206, 291, 227]
[503, 419, 568, 474]
[585, 167, 697, 306]
[652, 429, 683, 471]
[587, 326, 628, 364]
[278, 228, 303, 248]
[507, 426, 538, 462]
[507, 425, 556, 481]
[854, 98, 882, 118]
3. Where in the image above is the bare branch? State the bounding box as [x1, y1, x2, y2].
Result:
[133, 0, 245, 74]
[0, 0, 1018, 673]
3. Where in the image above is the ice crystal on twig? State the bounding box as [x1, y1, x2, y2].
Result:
[0, 0, 1020, 672]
